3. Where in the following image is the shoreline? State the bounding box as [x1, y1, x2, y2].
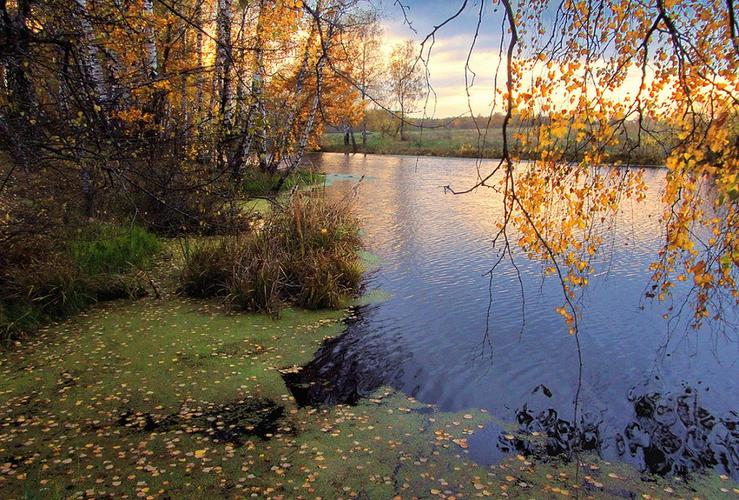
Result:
[314, 148, 667, 169]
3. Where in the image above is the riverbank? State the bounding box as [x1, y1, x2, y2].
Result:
[0, 241, 735, 498]
[320, 129, 666, 166]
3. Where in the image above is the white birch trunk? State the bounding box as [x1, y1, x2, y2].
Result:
[74, 0, 108, 102]
[216, 0, 233, 124]
[143, 0, 158, 78]
[194, 0, 204, 117]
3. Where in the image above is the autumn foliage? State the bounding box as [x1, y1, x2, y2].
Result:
[0, 0, 372, 334]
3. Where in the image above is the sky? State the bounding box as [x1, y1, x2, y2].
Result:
[373, 0, 658, 119]
[377, 0, 508, 118]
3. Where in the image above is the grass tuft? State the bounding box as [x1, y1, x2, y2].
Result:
[180, 193, 362, 314]
[71, 223, 161, 274]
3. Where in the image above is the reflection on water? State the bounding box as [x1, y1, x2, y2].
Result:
[492, 384, 739, 479]
[496, 384, 602, 458]
[618, 386, 739, 477]
[287, 153, 738, 479]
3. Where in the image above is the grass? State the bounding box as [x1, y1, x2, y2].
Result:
[322, 129, 511, 158]
[321, 127, 666, 165]
[70, 223, 161, 275]
[180, 193, 363, 315]
[242, 168, 326, 195]
[0, 223, 161, 337]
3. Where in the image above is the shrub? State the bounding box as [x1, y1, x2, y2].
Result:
[268, 194, 363, 309]
[179, 193, 363, 314]
[228, 236, 285, 315]
[178, 238, 234, 298]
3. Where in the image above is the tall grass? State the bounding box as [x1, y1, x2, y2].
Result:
[71, 224, 161, 274]
[320, 128, 667, 165]
[0, 223, 161, 337]
[180, 193, 363, 315]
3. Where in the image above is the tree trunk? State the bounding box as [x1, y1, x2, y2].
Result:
[275, 0, 329, 191]
[216, 0, 233, 124]
[1, 0, 34, 170]
[214, 0, 233, 171]
[194, 0, 204, 119]
[253, 0, 270, 173]
[179, 13, 189, 133]
[142, 0, 158, 78]
[74, 0, 108, 102]
[399, 107, 406, 141]
[350, 127, 357, 153]
[268, 13, 319, 173]
[361, 90, 368, 151]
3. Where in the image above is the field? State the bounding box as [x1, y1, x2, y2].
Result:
[321, 129, 510, 159]
[320, 127, 666, 165]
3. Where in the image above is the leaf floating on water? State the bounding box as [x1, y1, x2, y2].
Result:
[452, 438, 468, 449]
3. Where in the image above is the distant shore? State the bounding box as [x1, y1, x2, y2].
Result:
[319, 130, 667, 167]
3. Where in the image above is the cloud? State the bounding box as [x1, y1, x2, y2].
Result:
[376, 3, 671, 118]
[376, 27, 504, 117]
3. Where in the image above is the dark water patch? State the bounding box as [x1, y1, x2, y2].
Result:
[282, 304, 398, 406]
[473, 384, 739, 480]
[117, 399, 284, 445]
[495, 384, 603, 460]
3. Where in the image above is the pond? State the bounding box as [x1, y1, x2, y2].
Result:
[291, 152, 739, 480]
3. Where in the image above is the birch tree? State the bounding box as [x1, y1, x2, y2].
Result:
[388, 40, 423, 141]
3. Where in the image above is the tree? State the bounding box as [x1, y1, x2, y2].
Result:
[0, 0, 369, 234]
[388, 40, 424, 141]
[354, 11, 385, 150]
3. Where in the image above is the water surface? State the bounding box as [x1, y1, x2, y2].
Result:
[293, 152, 739, 479]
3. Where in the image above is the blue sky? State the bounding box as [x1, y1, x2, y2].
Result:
[376, 0, 507, 117]
[382, 0, 501, 43]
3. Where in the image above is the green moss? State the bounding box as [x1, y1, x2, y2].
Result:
[358, 249, 382, 271]
[240, 198, 273, 215]
[352, 288, 393, 307]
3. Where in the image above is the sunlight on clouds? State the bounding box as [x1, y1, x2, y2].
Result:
[379, 24, 671, 118]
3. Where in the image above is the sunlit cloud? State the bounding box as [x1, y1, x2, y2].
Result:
[378, 25, 670, 119]
[374, 0, 679, 118]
